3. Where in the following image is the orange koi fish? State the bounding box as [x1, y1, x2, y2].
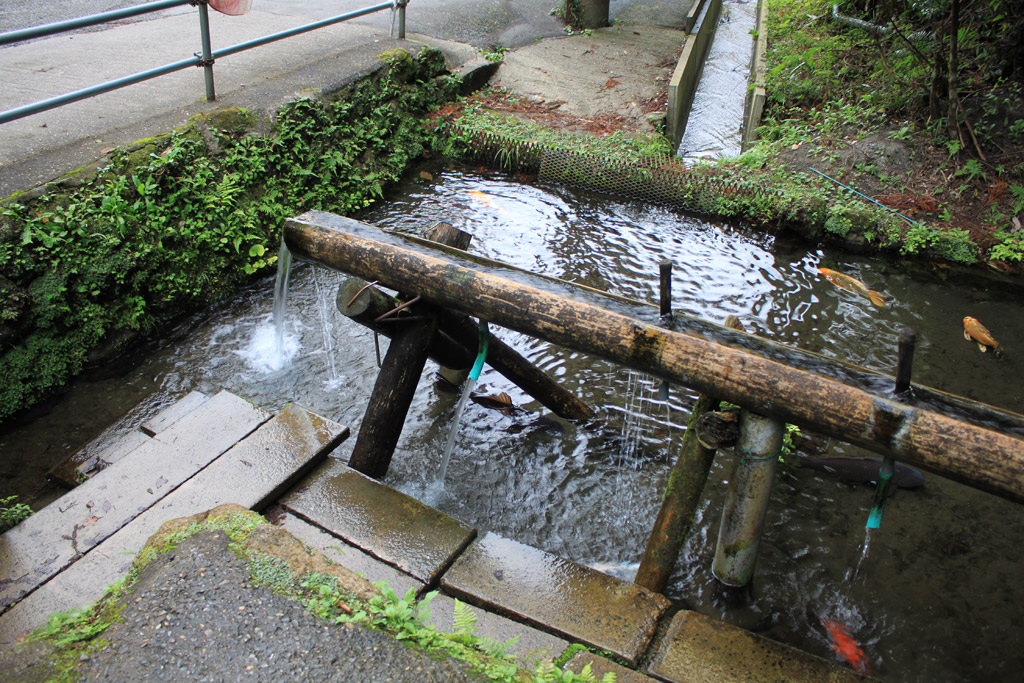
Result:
[468, 190, 507, 213]
[818, 267, 889, 308]
[820, 617, 871, 674]
[963, 316, 1004, 358]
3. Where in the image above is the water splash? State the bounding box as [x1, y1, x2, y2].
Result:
[271, 241, 293, 365]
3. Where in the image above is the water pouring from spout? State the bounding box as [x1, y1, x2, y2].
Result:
[271, 241, 293, 365]
[432, 321, 490, 498]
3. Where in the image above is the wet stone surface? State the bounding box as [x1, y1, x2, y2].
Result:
[0, 390, 271, 616]
[276, 510, 424, 598]
[77, 531, 488, 682]
[282, 466, 476, 583]
[0, 402, 342, 645]
[647, 610, 873, 683]
[440, 532, 670, 665]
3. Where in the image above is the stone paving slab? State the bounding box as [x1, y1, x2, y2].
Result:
[426, 593, 571, 669]
[0, 390, 270, 615]
[282, 466, 476, 584]
[276, 509, 423, 598]
[0, 403, 345, 645]
[565, 651, 660, 683]
[140, 390, 210, 436]
[647, 610, 874, 683]
[440, 531, 670, 666]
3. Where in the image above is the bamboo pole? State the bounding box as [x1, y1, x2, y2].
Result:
[284, 211, 1024, 504]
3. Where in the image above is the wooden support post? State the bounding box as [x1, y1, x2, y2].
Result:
[659, 260, 673, 318]
[348, 315, 436, 479]
[338, 278, 593, 421]
[712, 410, 784, 587]
[635, 393, 717, 592]
[284, 211, 1024, 504]
[635, 316, 744, 593]
[895, 328, 916, 396]
[868, 327, 918, 528]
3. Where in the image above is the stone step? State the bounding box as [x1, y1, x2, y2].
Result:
[440, 531, 671, 667]
[45, 390, 211, 489]
[0, 390, 270, 616]
[282, 466, 476, 584]
[647, 610, 874, 682]
[0, 401, 346, 645]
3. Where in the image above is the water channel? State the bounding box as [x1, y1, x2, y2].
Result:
[3, 161, 1024, 680]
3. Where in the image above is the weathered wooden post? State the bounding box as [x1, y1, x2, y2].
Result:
[712, 410, 784, 587]
[868, 328, 917, 528]
[348, 312, 437, 479]
[635, 316, 744, 593]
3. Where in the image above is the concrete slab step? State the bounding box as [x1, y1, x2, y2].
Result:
[45, 390, 211, 489]
[565, 651, 660, 683]
[0, 390, 270, 615]
[282, 466, 476, 584]
[0, 402, 346, 645]
[647, 610, 874, 682]
[426, 592, 571, 670]
[440, 531, 671, 666]
[140, 390, 210, 436]
[274, 509, 423, 599]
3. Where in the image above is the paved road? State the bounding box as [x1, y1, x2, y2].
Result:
[0, 0, 567, 49]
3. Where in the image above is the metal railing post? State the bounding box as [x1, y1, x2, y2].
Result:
[397, 0, 407, 39]
[712, 410, 783, 587]
[196, 1, 216, 101]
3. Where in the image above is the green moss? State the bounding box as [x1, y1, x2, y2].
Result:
[0, 49, 461, 425]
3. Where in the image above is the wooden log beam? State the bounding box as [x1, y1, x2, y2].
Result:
[338, 278, 593, 421]
[284, 210, 1024, 503]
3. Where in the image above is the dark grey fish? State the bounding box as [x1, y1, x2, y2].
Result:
[798, 456, 925, 489]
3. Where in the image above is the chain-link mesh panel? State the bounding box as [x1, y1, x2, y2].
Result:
[443, 122, 774, 215]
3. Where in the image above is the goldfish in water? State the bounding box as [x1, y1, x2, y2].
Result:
[818, 267, 889, 307]
[820, 617, 871, 674]
[963, 316, 1004, 358]
[468, 189, 507, 213]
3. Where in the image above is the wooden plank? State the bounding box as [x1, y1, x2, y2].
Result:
[0, 390, 270, 616]
[0, 403, 345, 645]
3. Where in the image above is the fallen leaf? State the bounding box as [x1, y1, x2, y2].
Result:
[604, 77, 620, 89]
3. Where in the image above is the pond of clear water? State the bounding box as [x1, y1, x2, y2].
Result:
[3, 161, 1023, 681]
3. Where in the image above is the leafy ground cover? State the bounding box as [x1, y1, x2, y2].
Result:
[758, 0, 1024, 269]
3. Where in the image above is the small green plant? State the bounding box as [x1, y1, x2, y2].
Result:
[1010, 184, 1024, 215]
[480, 46, 508, 63]
[955, 159, 987, 184]
[0, 495, 32, 531]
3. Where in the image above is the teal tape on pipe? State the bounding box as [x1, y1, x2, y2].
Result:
[469, 322, 489, 381]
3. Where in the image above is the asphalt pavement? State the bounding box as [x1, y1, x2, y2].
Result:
[0, 0, 689, 199]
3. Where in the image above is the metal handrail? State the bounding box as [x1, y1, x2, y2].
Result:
[0, 0, 408, 125]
